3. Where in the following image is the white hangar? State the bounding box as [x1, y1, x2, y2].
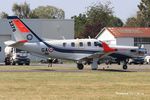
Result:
[0, 19, 74, 63]
[96, 27, 150, 54]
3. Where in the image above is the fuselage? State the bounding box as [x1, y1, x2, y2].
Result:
[16, 38, 144, 61]
[17, 38, 104, 60]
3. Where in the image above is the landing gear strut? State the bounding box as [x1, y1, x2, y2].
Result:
[122, 60, 128, 70]
[77, 58, 99, 70]
[91, 58, 98, 70]
[77, 63, 84, 70]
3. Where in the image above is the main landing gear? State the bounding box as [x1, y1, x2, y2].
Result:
[77, 63, 84, 70]
[77, 59, 128, 70]
[91, 58, 98, 70]
[77, 58, 99, 70]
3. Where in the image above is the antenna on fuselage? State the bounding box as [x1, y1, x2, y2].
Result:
[88, 36, 91, 39]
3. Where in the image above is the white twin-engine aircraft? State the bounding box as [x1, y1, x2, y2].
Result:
[5, 16, 146, 70]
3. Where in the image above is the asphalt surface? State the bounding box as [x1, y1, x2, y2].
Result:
[0, 63, 149, 73]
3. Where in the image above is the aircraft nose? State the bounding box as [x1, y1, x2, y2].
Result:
[138, 48, 147, 55]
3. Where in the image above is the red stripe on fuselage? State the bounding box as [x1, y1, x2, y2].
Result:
[101, 41, 117, 52]
[13, 19, 30, 33]
[19, 40, 28, 43]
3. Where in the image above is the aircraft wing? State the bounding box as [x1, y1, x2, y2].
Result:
[79, 51, 135, 64]
[100, 46, 145, 61]
[108, 52, 132, 59]
[80, 44, 142, 62]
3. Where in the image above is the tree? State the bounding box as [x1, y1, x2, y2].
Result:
[11, 2, 65, 19]
[31, 6, 65, 19]
[0, 12, 8, 18]
[21, 2, 31, 18]
[86, 2, 113, 25]
[137, 0, 150, 26]
[71, 14, 87, 38]
[81, 22, 103, 38]
[72, 2, 124, 38]
[81, 2, 123, 38]
[12, 2, 31, 18]
[125, 17, 139, 27]
[125, 0, 150, 27]
[108, 16, 124, 27]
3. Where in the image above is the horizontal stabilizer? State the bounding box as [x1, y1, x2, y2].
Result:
[4, 40, 28, 47]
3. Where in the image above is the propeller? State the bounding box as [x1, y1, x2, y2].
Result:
[138, 44, 147, 56]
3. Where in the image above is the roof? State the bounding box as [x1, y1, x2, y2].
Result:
[97, 27, 150, 38]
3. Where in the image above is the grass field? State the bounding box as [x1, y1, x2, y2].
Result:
[0, 65, 149, 100]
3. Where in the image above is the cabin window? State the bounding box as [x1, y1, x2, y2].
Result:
[63, 43, 66, 47]
[87, 42, 91, 46]
[79, 42, 83, 47]
[94, 42, 102, 47]
[71, 42, 75, 47]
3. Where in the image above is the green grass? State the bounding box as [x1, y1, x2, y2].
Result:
[0, 65, 149, 100]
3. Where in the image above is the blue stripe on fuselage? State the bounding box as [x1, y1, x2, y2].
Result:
[40, 41, 99, 54]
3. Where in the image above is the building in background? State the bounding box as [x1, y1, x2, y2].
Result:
[0, 19, 74, 63]
[96, 27, 150, 54]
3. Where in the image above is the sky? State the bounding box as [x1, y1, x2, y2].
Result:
[0, 0, 140, 22]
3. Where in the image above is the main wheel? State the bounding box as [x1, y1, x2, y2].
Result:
[12, 61, 16, 65]
[123, 65, 128, 70]
[5, 62, 11, 65]
[25, 63, 30, 65]
[18, 63, 23, 65]
[77, 63, 84, 70]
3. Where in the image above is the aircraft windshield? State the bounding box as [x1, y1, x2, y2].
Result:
[94, 41, 102, 47]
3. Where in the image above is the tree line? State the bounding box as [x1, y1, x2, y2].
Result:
[126, 0, 150, 27]
[0, 2, 65, 19]
[71, 2, 123, 38]
[0, 0, 149, 38]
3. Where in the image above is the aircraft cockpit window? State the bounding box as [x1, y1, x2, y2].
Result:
[63, 43, 66, 47]
[94, 42, 102, 47]
[71, 42, 75, 47]
[87, 42, 91, 46]
[79, 42, 83, 47]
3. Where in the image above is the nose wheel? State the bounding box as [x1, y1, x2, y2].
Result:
[122, 60, 128, 70]
[123, 65, 128, 70]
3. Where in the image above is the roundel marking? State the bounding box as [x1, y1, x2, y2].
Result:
[27, 34, 33, 40]
[48, 48, 54, 52]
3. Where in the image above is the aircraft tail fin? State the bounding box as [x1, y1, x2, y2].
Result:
[7, 16, 43, 42]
